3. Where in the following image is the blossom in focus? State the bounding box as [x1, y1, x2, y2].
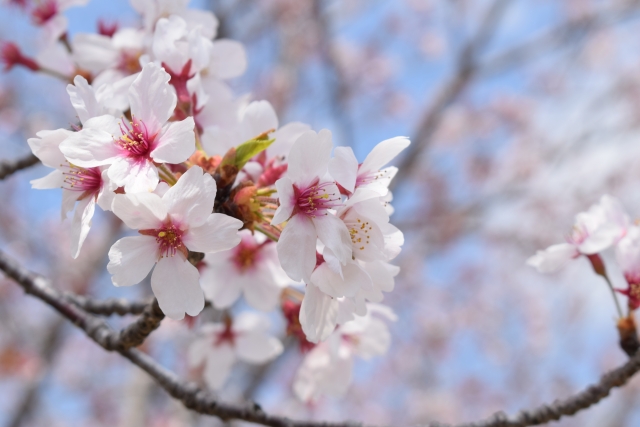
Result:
[293, 304, 396, 402]
[60, 62, 196, 193]
[527, 195, 629, 273]
[107, 166, 243, 319]
[28, 129, 116, 258]
[200, 230, 290, 311]
[272, 129, 352, 283]
[188, 313, 283, 390]
[329, 136, 410, 196]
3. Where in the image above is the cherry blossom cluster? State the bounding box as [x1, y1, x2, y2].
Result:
[528, 195, 640, 316]
[6, 0, 408, 402]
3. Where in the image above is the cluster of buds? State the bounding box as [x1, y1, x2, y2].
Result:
[10, 0, 407, 402]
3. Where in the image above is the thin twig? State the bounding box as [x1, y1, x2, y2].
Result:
[64, 293, 150, 316]
[0, 154, 40, 180]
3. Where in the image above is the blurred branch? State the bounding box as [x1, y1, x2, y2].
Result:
[2, 250, 640, 426]
[6, 318, 64, 427]
[391, 0, 510, 189]
[105, 299, 164, 350]
[0, 154, 39, 180]
[392, 0, 640, 190]
[65, 293, 150, 316]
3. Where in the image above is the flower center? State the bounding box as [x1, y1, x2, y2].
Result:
[293, 180, 341, 218]
[155, 224, 184, 258]
[117, 49, 142, 74]
[116, 116, 155, 159]
[31, 0, 57, 25]
[62, 164, 102, 200]
[346, 217, 372, 252]
[214, 316, 236, 346]
[232, 238, 263, 273]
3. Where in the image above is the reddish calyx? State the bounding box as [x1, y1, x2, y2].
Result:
[282, 299, 315, 352]
[1, 42, 39, 72]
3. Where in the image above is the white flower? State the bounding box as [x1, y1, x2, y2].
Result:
[271, 129, 352, 283]
[131, 0, 218, 39]
[187, 313, 283, 390]
[293, 304, 396, 402]
[60, 62, 195, 193]
[28, 129, 116, 258]
[107, 166, 243, 320]
[200, 230, 290, 311]
[527, 195, 629, 273]
[328, 136, 410, 196]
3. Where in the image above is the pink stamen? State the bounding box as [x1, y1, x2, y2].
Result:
[231, 237, 264, 273]
[293, 180, 342, 218]
[62, 165, 102, 193]
[116, 116, 156, 159]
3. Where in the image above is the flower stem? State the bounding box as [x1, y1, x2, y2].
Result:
[158, 164, 178, 186]
[602, 274, 624, 319]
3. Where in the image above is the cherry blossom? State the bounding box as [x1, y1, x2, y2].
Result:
[187, 313, 283, 390]
[329, 136, 410, 196]
[107, 166, 243, 319]
[271, 129, 352, 283]
[60, 62, 196, 193]
[615, 225, 640, 309]
[28, 128, 116, 258]
[200, 230, 290, 311]
[527, 195, 629, 273]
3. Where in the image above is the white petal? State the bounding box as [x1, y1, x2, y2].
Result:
[312, 260, 370, 298]
[329, 147, 358, 194]
[526, 243, 578, 273]
[300, 283, 339, 344]
[183, 214, 243, 253]
[151, 255, 205, 320]
[209, 39, 247, 79]
[107, 236, 158, 287]
[277, 214, 317, 282]
[129, 63, 176, 133]
[578, 223, 624, 254]
[151, 117, 196, 164]
[201, 263, 242, 309]
[187, 336, 209, 367]
[28, 128, 72, 168]
[269, 122, 312, 158]
[71, 33, 118, 76]
[287, 129, 333, 186]
[31, 169, 64, 189]
[70, 196, 95, 259]
[241, 100, 278, 139]
[108, 157, 159, 193]
[60, 123, 122, 168]
[242, 272, 285, 312]
[235, 332, 283, 364]
[360, 136, 410, 174]
[163, 166, 215, 227]
[204, 345, 235, 390]
[312, 214, 352, 265]
[67, 75, 104, 124]
[271, 177, 295, 225]
[111, 193, 166, 230]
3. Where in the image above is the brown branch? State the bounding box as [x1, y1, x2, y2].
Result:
[105, 299, 165, 350]
[64, 293, 150, 316]
[0, 154, 40, 180]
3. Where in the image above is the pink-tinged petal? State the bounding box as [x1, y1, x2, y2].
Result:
[60, 126, 122, 168]
[204, 345, 235, 390]
[28, 129, 72, 168]
[287, 129, 333, 186]
[209, 39, 247, 79]
[95, 170, 115, 211]
[362, 261, 399, 294]
[241, 100, 278, 139]
[71, 33, 118, 76]
[352, 317, 392, 360]
[183, 213, 243, 253]
[163, 166, 215, 227]
[329, 147, 358, 194]
[235, 332, 283, 364]
[151, 117, 196, 164]
[578, 223, 624, 254]
[129, 62, 176, 133]
[233, 312, 270, 333]
[151, 255, 204, 320]
[269, 122, 312, 158]
[527, 243, 578, 273]
[312, 214, 352, 265]
[108, 157, 159, 193]
[360, 136, 410, 174]
[293, 345, 330, 402]
[300, 283, 339, 344]
[359, 166, 398, 196]
[61, 189, 78, 220]
[112, 193, 167, 230]
[277, 214, 317, 282]
[271, 177, 295, 225]
[70, 196, 95, 259]
[242, 272, 285, 312]
[107, 236, 158, 287]
[31, 169, 64, 190]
